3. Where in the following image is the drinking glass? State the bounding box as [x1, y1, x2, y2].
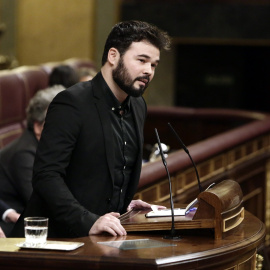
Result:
[24, 217, 48, 247]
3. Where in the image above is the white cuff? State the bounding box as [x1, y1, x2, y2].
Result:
[2, 209, 16, 222]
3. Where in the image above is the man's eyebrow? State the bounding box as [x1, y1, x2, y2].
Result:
[138, 54, 150, 58]
[138, 54, 160, 63]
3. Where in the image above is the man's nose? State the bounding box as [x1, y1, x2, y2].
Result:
[143, 63, 153, 75]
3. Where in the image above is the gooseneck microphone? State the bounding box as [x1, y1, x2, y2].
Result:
[168, 123, 203, 193]
[155, 128, 180, 239]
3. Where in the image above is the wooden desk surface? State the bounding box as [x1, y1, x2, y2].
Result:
[0, 211, 265, 270]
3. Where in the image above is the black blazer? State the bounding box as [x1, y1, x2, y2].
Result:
[11, 73, 147, 238]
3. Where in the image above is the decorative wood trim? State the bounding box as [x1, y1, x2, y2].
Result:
[137, 133, 270, 243]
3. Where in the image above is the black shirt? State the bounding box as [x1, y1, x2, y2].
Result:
[103, 84, 139, 213]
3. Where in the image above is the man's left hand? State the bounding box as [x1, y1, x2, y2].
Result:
[127, 199, 166, 212]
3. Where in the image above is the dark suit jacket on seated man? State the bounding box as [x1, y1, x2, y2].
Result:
[11, 20, 171, 238]
[0, 199, 19, 224]
[0, 129, 38, 214]
[0, 85, 64, 236]
[0, 199, 20, 238]
[0, 200, 9, 238]
[0, 200, 9, 218]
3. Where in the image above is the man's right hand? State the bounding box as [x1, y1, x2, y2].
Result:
[89, 212, 127, 236]
[5, 210, 20, 223]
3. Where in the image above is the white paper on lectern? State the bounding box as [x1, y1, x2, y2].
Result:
[146, 198, 198, 217]
[145, 183, 215, 218]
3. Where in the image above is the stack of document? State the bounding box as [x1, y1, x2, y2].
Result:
[146, 198, 198, 217]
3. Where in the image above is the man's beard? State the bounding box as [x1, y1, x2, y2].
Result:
[112, 57, 149, 97]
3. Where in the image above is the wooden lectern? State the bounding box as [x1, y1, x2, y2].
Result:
[121, 179, 245, 239]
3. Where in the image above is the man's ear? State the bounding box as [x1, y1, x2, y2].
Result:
[107, 48, 120, 65]
[33, 121, 44, 141]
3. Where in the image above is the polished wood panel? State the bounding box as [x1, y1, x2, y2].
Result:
[122, 180, 245, 240]
[0, 211, 265, 270]
[138, 109, 270, 248]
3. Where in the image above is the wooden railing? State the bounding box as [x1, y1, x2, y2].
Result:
[138, 106, 270, 247]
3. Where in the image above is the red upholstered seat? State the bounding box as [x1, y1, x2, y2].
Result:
[0, 71, 27, 127]
[0, 123, 24, 148]
[40, 57, 96, 75]
[63, 57, 96, 70]
[13, 66, 49, 105]
[0, 58, 95, 149]
[39, 61, 62, 75]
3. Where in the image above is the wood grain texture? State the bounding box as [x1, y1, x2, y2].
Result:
[0, 211, 265, 270]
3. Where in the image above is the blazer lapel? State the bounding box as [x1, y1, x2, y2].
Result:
[92, 75, 115, 185]
[130, 98, 144, 156]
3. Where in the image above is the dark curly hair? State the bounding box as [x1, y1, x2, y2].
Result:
[101, 20, 171, 66]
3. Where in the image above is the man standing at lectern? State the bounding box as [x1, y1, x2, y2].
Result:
[11, 20, 171, 238]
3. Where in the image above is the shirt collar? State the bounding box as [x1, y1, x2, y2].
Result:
[102, 79, 131, 114]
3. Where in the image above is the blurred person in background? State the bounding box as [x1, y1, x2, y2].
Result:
[49, 65, 79, 88]
[78, 67, 97, 82]
[0, 85, 65, 236]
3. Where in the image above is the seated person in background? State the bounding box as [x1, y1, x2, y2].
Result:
[0, 85, 64, 236]
[49, 65, 79, 88]
[0, 199, 20, 237]
[77, 67, 97, 82]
